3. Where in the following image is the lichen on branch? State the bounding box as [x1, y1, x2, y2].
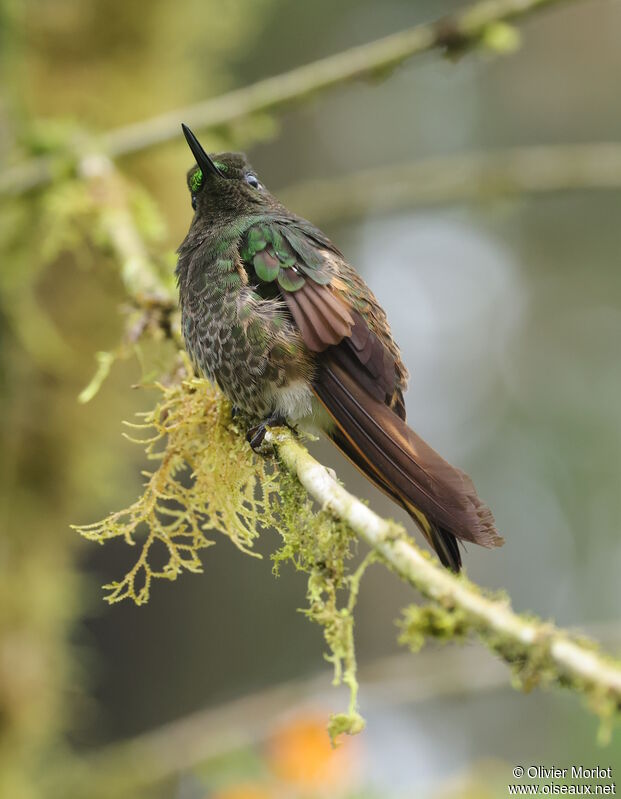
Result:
[274, 470, 372, 739]
[74, 374, 274, 603]
[268, 430, 621, 739]
[75, 373, 366, 738]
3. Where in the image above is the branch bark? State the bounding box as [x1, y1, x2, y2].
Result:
[0, 0, 581, 197]
[267, 429, 621, 713]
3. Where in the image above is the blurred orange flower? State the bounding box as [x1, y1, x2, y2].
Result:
[266, 712, 358, 791]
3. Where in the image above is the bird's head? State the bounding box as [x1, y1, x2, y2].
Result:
[182, 124, 277, 221]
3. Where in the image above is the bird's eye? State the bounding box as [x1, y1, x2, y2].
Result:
[245, 173, 261, 189]
[191, 196, 197, 211]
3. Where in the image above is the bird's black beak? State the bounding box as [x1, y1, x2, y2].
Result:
[181, 123, 225, 178]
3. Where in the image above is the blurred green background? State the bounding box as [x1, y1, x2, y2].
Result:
[1, 0, 621, 797]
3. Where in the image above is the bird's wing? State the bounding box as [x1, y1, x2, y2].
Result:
[240, 220, 502, 570]
[240, 219, 405, 412]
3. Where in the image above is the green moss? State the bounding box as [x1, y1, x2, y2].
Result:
[480, 21, 521, 54]
[397, 589, 621, 739]
[328, 712, 365, 739]
[273, 469, 376, 743]
[397, 602, 471, 652]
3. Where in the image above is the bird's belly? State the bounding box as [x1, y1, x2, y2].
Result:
[269, 379, 314, 423]
[185, 320, 312, 421]
[213, 369, 314, 422]
[182, 285, 315, 421]
[203, 352, 276, 418]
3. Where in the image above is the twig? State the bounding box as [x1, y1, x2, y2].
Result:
[78, 154, 174, 303]
[0, 0, 581, 197]
[279, 143, 621, 223]
[267, 429, 621, 711]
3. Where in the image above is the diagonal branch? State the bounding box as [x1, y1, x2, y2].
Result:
[0, 0, 582, 197]
[267, 428, 621, 716]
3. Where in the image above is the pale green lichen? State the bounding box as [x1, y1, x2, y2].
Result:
[75, 374, 371, 739]
[74, 375, 277, 604]
[397, 598, 621, 741]
[78, 351, 116, 404]
[480, 21, 521, 53]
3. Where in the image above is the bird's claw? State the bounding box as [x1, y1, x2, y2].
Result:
[246, 413, 287, 454]
[247, 423, 269, 452]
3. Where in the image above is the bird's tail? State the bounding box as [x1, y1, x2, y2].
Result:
[312, 360, 503, 572]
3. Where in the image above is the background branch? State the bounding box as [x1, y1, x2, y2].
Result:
[79, 154, 174, 302]
[279, 143, 621, 223]
[53, 623, 621, 797]
[0, 0, 580, 198]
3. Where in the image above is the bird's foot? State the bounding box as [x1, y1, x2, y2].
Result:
[246, 412, 288, 453]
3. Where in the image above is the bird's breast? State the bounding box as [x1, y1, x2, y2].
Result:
[181, 264, 314, 420]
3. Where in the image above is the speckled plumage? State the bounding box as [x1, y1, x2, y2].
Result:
[177, 214, 313, 418]
[176, 127, 503, 572]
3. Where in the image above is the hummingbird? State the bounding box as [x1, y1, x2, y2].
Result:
[176, 124, 503, 572]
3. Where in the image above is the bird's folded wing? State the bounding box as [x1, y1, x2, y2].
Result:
[239, 219, 404, 410]
[239, 218, 502, 558]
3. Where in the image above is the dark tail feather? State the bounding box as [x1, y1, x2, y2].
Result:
[314, 360, 503, 571]
[330, 427, 463, 572]
[428, 525, 462, 573]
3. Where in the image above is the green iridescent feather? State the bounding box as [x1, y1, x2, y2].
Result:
[190, 168, 203, 192]
[240, 220, 332, 293]
[277, 268, 305, 292]
[253, 250, 280, 281]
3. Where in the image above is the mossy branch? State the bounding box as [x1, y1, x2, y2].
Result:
[0, 0, 581, 197]
[74, 378, 271, 604]
[77, 154, 175, 304]
[265, 427, 621, 736]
